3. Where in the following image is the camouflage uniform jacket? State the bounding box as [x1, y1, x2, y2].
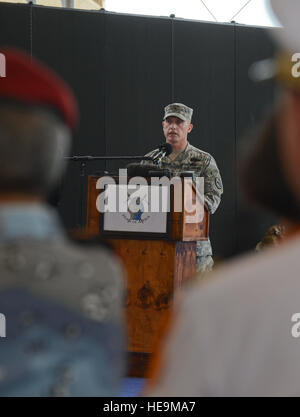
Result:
[142, 142, 223, 256]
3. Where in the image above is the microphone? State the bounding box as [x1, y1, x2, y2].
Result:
[152, 143, 173, 164]
[126, 143, 173, 177]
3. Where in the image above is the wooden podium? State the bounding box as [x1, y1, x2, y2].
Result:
[86, 175, 209, 376]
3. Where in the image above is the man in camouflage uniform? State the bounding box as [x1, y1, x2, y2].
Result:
[142, 103, 223, 274]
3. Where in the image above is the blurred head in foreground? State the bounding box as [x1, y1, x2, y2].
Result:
[0, 48, 78, 201]
[252, 0, 300, 214]
[241, 108, 300, 230]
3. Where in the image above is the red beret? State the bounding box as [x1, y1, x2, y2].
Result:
[0, 47, 79, 130]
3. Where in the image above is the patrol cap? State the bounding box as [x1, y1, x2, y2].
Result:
[163, 103, 193, 122]
[0, 47, 79, 130]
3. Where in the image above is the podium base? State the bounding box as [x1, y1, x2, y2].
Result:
[110, 239, 196, 377]
[127, 352, 151, 378]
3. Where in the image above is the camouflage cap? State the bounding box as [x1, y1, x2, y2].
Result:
[163, 103, 193, 122]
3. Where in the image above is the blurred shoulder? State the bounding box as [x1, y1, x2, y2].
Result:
[0, 237, 125, 322]
[181, 235, 300, 319]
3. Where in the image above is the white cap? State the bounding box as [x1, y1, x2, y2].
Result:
[270, 0, 300, 52]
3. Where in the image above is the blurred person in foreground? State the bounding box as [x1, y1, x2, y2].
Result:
[147, 0, 300, 396]
[0, 48, 125, 396]
[241, 109, 300, 251]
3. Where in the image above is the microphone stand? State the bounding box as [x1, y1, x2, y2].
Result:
[64, 156, 153, 160]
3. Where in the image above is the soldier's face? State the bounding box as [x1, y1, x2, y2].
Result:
[162, 116, 193, 150]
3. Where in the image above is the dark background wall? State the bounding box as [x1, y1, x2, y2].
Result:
[0, 3, 280, 258]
